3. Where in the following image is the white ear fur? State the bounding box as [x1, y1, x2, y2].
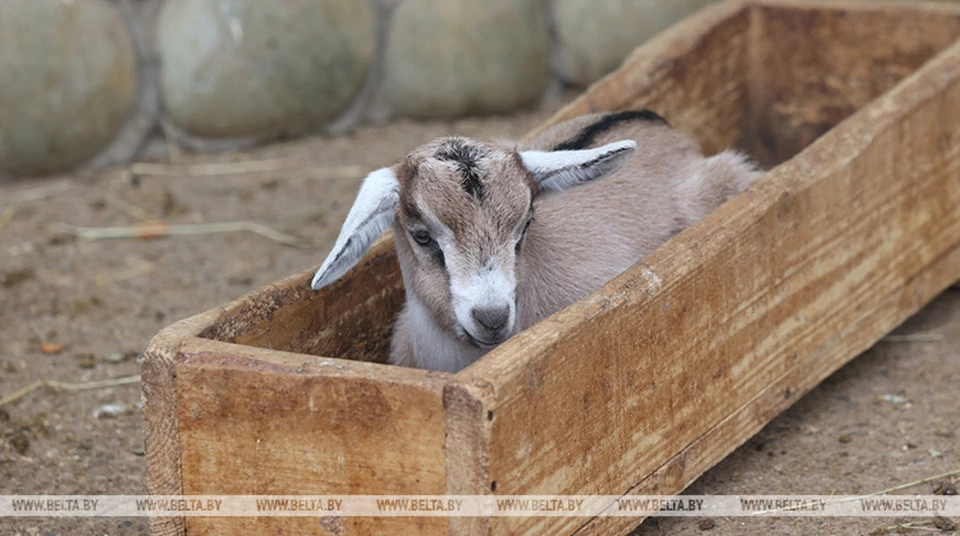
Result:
[311, 167, 399, 290]
[520, 140, 637, 192]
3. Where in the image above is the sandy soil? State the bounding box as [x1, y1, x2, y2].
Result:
[0, 106, 957, 535]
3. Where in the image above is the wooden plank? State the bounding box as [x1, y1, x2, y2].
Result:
[174, 337, 451, 535]
[451, 30, 960, 536]
[142, 235, 403, 536]
[142, 311, 221, 536]
[747, 0, 960, 166]
[197, 237, 402, 363]
[574, 240, 960, 535]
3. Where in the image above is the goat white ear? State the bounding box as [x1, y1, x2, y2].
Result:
[520, 140, 637, 192]
[311, 167, 399, 290]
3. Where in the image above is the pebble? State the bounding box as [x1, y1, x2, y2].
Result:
[93, 403, 132, 419]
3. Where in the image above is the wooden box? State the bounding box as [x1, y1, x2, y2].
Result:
[142, 1, 960, 534]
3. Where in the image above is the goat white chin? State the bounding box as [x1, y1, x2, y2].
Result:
[457, 325, 505, 349]
[406, 296, 486, 373]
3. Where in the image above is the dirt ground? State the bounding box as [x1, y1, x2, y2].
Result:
[0, 104, 957, 536]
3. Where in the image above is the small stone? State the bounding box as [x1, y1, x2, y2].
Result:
[93, 403, 131, 419]
[76, 353, 101, 369]
[2, 268, 35, 289]
[927, 449, 942, 458]
[39, 342, 66, 355]
[933, 516, 957, 531]
[881, 393, 908, 405]
[933, 481, 957, 495]
[384, 0, 551, 118]
[9, 431, 29, 455]
[697, 518, 716, 530]
[103, 351, 138, 364]
[552, 0, 717, 86]
[71, 298, 103, 315]
[0, 0, 136, 176]
[46, 232, 76, 246]
[158, 0, 375, 138]
[227, 274, 254, 286]
[838, 434, 852, 444]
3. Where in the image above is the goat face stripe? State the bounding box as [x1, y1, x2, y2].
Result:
[434, 138, 487, 201]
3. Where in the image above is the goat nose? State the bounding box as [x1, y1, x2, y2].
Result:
[472, 306, 509, 332]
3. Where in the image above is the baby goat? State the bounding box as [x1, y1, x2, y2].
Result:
[312, 111, 761, 373]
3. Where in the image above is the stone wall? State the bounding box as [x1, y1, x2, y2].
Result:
[0, 0, 719, 177]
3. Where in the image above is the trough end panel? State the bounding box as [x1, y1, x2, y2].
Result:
[173, 339, 450, 535]
[443, 380, 496, 535]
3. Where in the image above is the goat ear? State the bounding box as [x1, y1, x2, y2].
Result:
[520, 140, 637, 192]
[311, 167, 399, 290]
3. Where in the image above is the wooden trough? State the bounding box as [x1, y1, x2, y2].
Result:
[142, 0, 960, 534]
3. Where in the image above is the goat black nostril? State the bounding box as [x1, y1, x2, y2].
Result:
[472, 306, 509, 332]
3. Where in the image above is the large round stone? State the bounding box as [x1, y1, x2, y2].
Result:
[553, 0, 717, 86]
[0, 0, 136, 177]
[384, 0, 551, 118]
[157, 0, 375, 139]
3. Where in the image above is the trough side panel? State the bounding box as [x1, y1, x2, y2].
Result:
[198, 238, 404, 363]
[174, 339, 450, 535]
[749, 0, 960, 166]
[463, 38, 960, 536]
[575, 239, 960, 534]
[525, 0, 752, 157]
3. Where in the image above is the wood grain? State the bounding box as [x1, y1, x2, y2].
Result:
[142, 310, 220, 536]
[453, 29, 960, 536]
[197, 237, 402, 363]
[175, 337, 451, 535]
[748, 0, 960, 166]
[140, 1, 960, 535]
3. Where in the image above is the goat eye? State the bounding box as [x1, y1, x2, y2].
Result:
[519, 215, 533, 239]
[411, 229, 433, 246]
[522, 216, 533, 235]
[516, 217, 533, 254]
